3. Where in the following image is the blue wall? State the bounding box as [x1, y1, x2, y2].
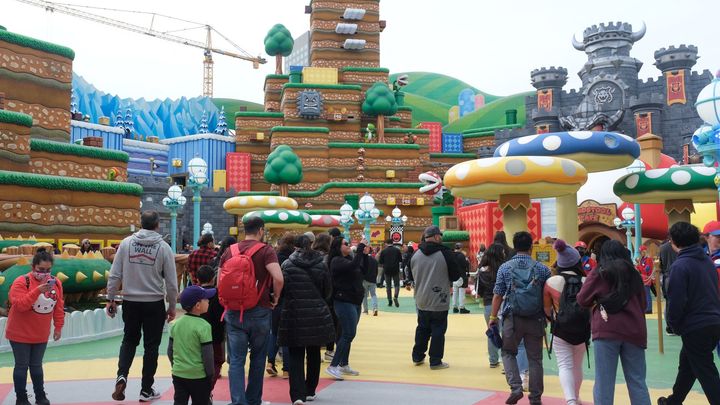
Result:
[70, 121, 124, 151]
[123, 139, 169, 178]
[165, 135, 235, 186]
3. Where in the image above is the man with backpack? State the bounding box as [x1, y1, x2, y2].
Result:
[544, 239, 590, 405]
[217, 216, 284, 405]
[488, 231, 551, 405]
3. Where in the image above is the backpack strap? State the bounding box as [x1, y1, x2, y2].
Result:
[24, 275, 30, 290]
[230, 243, 240, 257]
[243, 242, 266, 258]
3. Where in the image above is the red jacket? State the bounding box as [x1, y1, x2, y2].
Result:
[5, 273, 65, 344]
[636, 256, 654, 286]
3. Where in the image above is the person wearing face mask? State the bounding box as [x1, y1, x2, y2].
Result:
[5, 249, 65, 405]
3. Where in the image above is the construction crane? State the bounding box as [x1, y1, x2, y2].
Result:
[16, 0, 266, 97]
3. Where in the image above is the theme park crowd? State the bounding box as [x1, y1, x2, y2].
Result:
[4, 210, 720, 405]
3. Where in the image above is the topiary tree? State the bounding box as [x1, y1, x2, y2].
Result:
[264, 24, 294, 74]
[214, 106, 228, 135]
[264, 145, 303, 197]
[362, 82, 398, 143]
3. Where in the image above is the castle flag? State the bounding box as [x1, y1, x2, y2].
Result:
[665, 70, 686, 106]
[537, 89, 553, 111]
[635, 112, 652, 136]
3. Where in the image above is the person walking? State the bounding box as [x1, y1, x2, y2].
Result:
[451, 243, 470, 314]
[493, 231, 514, 261]
[5, 249, 64, 405]
[106, 211, 178, 402]
[362, 250, 379, 316]
[311, 233, 336, 362]
[476, 243, 505, 368]
[196, 265, 225, 397]
[544, 240, 590, 405]
[266, 233, 295, 378]
[187, 233, 216, 286]
[402, 244, 415, 289]
[576, 240, 651, 405]
[378, 240, 403, 307]
[635, 245, 654, 314]
[278, 235, 335, 405]
[658, 222, 720, 405]
[325, 237, 368, 380]
[488, 231, 551, 405]
[217, 216, 284, 405]
[410, 226, 461, 370]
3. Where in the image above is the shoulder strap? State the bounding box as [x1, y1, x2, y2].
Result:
[24, 275, 30, 290]
[244, 242, 266, 258]
[230, 243, 240, 257]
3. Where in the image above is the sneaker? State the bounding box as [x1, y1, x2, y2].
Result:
[459, 308, 470, 314]
[306, 395, 316, 402]
[325, 366, 344, 380]
[394, 298, 399, 307]
[657, 398, 668, 405]
[373, 309, 378, 316]
[15, 395, 31, 405]
[324, 351, 335, 362]
[505, 391, 524, 404]
[293, 401, 305, 405]
[489, 363, 499, 368]
[430, 362, 449, 370]
[34, 392, 50, 405]
[282, 370, 289, 379]
[339, 365, 360, 376]
[453, 307, 459, 313]
[521, 371, 529, 392]
[266, 362, 278, 376]
[139, 388, 161, 402]
[111, 375, 127, 401]
[208, 393, 213, 405]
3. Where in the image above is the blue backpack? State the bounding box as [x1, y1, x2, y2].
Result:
[506, 259, 543, 317]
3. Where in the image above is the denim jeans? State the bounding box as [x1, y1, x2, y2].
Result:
[593, 339, 651, 405]
[483, 305, 500, 365]
[10, 341, 47, 398]
[412, 309, 449, 366]
[501, 315, 545, 402]
[226, 306, 272, 405]
[362, 280, 378, 312]
[116, 300, 166, 392]
[644, 285, 653, 313]
[331, 300, 361, 367]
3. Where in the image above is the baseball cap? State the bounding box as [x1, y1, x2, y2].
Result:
[423, 225, 443, 238]
[704, 220, 720, 236]
[180, 285, 216, 310]
[574, 241, 587, 249]
[454, 243, 462, 249]
[639, 245, 647, 252]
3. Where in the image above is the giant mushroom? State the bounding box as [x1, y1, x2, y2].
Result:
[224, 195, 298, 215]
[495, 131, 640, 241]
[444, 156, 588, 238]
[241, 209, 312, 230]
[614, 165, 717, 226]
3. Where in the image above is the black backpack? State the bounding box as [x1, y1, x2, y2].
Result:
[551, 273, 590, 345]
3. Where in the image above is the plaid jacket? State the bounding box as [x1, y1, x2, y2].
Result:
[187, 246, 217, 285]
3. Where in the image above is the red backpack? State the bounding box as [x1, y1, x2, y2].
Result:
[218, 242, 268, 319]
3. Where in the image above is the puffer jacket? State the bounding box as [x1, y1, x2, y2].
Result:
[277, 250, 335, 347]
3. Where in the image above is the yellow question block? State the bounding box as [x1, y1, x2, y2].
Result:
[302, 67, 338, 85]
[213, 170, 227, 192]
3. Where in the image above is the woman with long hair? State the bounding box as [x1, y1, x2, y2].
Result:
[267, 232, 295, 378]
[476, 243, 506, 367]
[325, 237, 368, 380]
[278, 235, 335, 404]
[312, 233, 331, 258]
[577, 240, 650, 405]
[493, 231, 514, 260]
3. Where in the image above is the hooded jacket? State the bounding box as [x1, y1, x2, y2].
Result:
[667, 244, 720, 335]
[410, 242, 461, 311]
[278, 250, 335, 347]
[107, 229, 178, 307]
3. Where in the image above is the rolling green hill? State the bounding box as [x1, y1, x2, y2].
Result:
[403, 93, 452, 125]
[212, 98, 264, 130]
[389, 72, 500, 106]
[442, 92, 532, 132]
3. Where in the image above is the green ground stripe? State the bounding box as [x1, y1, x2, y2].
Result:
[29, 127, 70, 142]
[329, 142, 420, 150]
[0, 69, 71, 90]
[0, 223, 133, 235]
[289, 182, 423, 198]
[0, 170, 143, 195]
[384, 128, 430, 134]
[271, 126, 330, 134]
[0, 29, 74, 60]
[341, 67, 389, 73]
[430, 153, 475, 158]
[0, 110, 32, 127]
[282, 83, 362, 91]
[31, 139, 129, 162]
[235, 111, 284, 118]
[0, 149, 30, 163]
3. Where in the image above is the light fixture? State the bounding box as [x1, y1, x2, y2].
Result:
[621, 207, 635, 221]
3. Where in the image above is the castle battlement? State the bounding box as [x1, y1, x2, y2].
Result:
[530, 66, 568, 89]
[654, 44, 699, 72]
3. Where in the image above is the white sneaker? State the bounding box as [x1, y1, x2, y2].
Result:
[339, 364, 360, 376]
[325, 366, 344, 380]
[293, 401, 305, 405]
[139, 387, 161, 402]
[306, 395, 316, 402]
[521, 370, 529, 392]
[324, 351, 334, 362]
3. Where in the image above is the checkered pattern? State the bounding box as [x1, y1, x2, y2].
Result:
[457, 202, 542, 268]
[420, 122, 443, 153]
[442, 133, 463, 153]
[226, 152, 251, 191]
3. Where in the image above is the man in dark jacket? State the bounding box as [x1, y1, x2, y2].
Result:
[658, 222, 720, 405]
[410, 226, 461, 370]
[379, 240, 403, 307]
[658, 239, 677, 298]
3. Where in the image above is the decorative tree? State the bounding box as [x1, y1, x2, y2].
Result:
[264, 145, 303, 197]
[362, 82, 398, 143]
[264, 24, 294, 74]
[214, 106, 228, 135]
[124, 108, 134, 138]
[199, 110, 209, 134]
[70, 90, 78, 114]
[114, 110, 124, 128]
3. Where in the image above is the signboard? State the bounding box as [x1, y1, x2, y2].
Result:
[370, 225, 385, 244]
[533, 243, 557, 268]
[389, 224, 404, 245]
[578, 199, 618, 227]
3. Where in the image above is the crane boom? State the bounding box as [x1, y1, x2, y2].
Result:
[15, 0, 266, 96]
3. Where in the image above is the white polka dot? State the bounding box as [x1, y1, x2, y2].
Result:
[518, 135, 538, 145]
[311, 215, 320, 221]
[619, 134, 635, 142]
[671, 170, 691, 186]
[268, 197, 277, 206]
[289, 210, 300, 216]
[238, 197, 248, 206]
[252, 196, 265, 201]
[542, 135, 562, 151]
[323, 216, 333, 225]
[645, 169, 668, 179]
[691, 166, 716, 176]
[568, 131, 593, 140]
[454, 164, 470, 180]
[561, 160, 577, 177]
[625, 174, 639, 189]
[303, 214, 310, 221]
[278, 212, 289, 221]
[528, 156, 554, 166]
[264, 210, 277, 216]
[476, 157, 501, 167]
[498, 143, 510, 157]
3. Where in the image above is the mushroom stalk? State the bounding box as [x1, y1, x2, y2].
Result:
[499, 194, 530, 238]
[664, 199, 694, 227]
[556, 193, 579, 243]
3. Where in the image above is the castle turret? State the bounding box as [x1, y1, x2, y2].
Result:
[654, 44, 699, 73]
[530, 66, 567, 133]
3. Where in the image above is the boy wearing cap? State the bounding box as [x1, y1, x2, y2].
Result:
[168, 286, 215, 405]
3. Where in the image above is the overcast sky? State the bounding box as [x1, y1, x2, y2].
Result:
[5, 0, 718, 102]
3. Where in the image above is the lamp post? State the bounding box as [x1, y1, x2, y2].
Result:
[187, 156, 208, 248]
[355, 193, 380, 242]
[385, 206, 408, 245]
[627, 160, 646, 260]
[162, 185, 187, 253]
[614, 206, 636, 258]
[339, 201, 355, 242]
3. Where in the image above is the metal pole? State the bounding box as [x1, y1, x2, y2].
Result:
[192, 184, 201, 248]
[170, 208, 178, 253]
[634, 203, 642, 260]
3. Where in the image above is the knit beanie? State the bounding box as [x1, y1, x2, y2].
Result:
[553, 239, 581, 268]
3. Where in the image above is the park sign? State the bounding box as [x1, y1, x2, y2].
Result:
[578, 199, 618, 227]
